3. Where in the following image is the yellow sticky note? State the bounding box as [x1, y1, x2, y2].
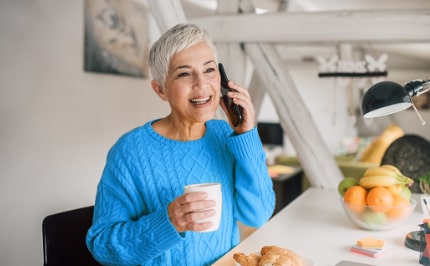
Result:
[357, 237, 384, 249]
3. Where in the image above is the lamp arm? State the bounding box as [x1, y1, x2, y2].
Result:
[404, 79, 430, 97]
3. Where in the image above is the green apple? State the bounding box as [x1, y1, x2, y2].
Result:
[399, 186, 412, 201]
[338, 177, 359, 196]
[362, 211, 387, 226]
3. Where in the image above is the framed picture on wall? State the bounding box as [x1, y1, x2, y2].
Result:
[84, 0, 150, 78]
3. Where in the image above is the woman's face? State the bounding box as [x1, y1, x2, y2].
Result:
[162, 42, 221, 124]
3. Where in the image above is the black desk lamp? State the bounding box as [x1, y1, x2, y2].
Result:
[361, 79, 430, 124]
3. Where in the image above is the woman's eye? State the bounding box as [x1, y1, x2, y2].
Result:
[177, 72, 190, 78]
[205, 67, 216, 73]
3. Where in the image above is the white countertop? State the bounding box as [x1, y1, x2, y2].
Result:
[213, 187, 426, 266]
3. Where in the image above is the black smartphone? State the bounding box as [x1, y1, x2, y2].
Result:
[219, 63, 243, 126]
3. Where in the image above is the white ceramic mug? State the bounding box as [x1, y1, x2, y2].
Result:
[184, 183, 222, 232]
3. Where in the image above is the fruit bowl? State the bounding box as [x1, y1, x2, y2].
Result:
[340, 197, 417, 231]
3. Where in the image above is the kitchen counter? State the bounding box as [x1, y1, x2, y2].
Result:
[213, 187, 425, 266]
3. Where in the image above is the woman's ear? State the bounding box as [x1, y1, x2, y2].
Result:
[151, 80, 168, 101]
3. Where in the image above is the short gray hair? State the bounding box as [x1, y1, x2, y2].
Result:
[148, 23, 218, 88]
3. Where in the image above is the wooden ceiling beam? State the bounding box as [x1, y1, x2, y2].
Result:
[190, 9, 430, 44]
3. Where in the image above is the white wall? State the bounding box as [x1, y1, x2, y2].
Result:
[0, 1, 168, 265]
[1, 1, 429, 266]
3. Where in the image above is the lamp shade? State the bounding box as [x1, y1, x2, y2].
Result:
[361, 81, 412, 118]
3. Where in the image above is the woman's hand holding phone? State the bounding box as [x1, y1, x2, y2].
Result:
[219, 63, 255, 134]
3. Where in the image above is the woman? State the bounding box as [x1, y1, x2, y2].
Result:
[86, 23, 275, 266]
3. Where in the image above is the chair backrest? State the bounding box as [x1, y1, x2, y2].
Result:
[42, 206, 102, 266]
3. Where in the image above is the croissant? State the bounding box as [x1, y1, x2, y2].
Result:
[260, 246, 304, 266]
[233, 245, 304, 266]
[233, 252, 261, 266]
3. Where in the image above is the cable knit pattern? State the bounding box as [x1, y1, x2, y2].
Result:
[86, 119, 275, 266]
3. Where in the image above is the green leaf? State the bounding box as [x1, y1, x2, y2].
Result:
[419, 171, 430, 184]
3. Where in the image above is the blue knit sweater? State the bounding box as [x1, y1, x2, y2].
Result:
[86, 119, 275, 266]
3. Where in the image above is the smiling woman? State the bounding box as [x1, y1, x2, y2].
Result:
[85, 23, 275, 266]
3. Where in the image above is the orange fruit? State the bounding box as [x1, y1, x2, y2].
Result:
[366, 187, 394, 212]
[386, 195, 411, 219]
[344, 186, 367, 212]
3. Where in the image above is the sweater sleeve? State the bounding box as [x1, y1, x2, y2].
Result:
[228, 127, 276, 227]
[86, 142, 184, 266]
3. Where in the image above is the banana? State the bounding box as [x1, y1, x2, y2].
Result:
[381, 165, 402, 175]
[360, 175, 398, 189]
[359, 165, 414, 189]
[363, 167, 397, 178]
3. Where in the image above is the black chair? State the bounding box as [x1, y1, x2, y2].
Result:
[42, 206, 102, 266]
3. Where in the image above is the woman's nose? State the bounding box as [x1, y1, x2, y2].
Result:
[192, 73, 207, 90]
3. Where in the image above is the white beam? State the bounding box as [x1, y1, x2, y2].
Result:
[239, 0, 343, 188]
[190, 9, 430, 44]
[147, 0, 187, 32]
[248, 70, 266, 116]
[245, 43, 343, 188]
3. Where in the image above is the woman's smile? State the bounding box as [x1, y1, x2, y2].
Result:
[190, 95, 212, 106]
